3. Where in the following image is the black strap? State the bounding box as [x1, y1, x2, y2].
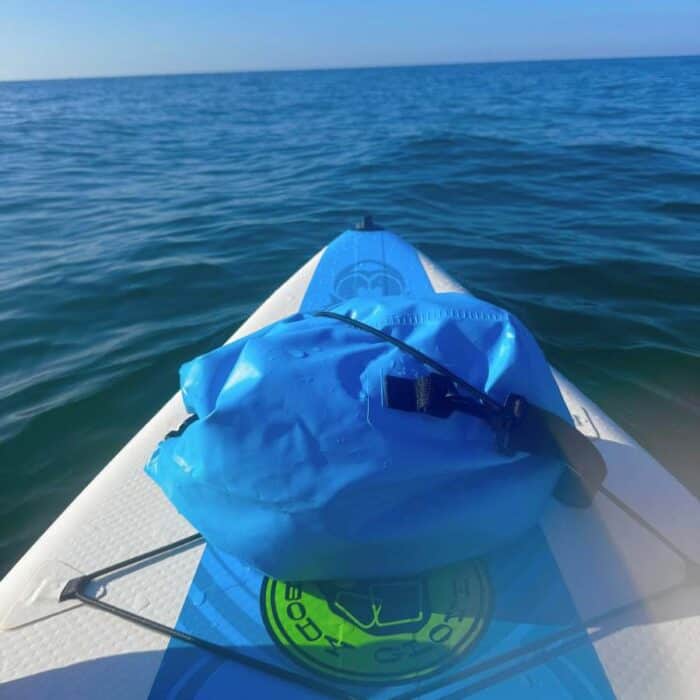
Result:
[59, 504, 698, 700]
[316, 311, 502, 413]
[315, 310, 607, 508]
[60, 533, 356, 700]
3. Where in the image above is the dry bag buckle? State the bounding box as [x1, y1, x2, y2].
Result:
[496, 393, 528, 453]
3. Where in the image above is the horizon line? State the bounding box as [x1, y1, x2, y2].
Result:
[2, 51, 699, 85]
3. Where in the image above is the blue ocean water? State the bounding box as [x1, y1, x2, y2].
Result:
[1, 56, 699, 577]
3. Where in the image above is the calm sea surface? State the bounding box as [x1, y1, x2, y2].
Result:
[1, 57, 699, 576]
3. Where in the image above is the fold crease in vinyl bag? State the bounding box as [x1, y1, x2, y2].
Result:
[145, 293, 579, 581]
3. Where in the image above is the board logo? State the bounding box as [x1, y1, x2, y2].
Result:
[333, 259, 407, 301]
[261, 560, 490, 684]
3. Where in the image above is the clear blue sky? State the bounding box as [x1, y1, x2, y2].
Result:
[2, 0, 699, 81]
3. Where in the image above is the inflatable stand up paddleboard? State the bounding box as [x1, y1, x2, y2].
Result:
[1, 223, 699, 699]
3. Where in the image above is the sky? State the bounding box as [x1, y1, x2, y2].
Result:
[1, 0, 699, 82]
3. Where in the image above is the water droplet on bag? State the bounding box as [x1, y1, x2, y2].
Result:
[191, 588, 207, 607]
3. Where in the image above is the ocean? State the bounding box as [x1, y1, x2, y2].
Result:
[1, 56, 699, 577]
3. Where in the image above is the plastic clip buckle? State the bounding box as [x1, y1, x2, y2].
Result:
[497, 393, 528, 453]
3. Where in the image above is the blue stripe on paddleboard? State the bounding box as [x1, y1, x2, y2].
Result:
[147, 545, 327, 699]
[147, 529, 614, 699]
[148, 231, 614, 698]
[300, 229, 434, 311]
[414, 528, 615, 700]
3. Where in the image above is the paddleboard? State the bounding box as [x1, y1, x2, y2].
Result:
[1, 226, 698, 699]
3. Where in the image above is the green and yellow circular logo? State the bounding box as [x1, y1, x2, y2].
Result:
[261, 560, 491, 684]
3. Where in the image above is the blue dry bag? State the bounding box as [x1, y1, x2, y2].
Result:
[146, 293, 581, 580]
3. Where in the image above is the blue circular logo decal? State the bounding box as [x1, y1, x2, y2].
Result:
[333, 260, 406, 301]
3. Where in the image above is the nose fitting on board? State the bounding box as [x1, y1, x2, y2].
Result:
[355, 215, 383, 231]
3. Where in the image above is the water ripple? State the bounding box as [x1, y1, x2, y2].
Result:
[1, 56, 699, 574]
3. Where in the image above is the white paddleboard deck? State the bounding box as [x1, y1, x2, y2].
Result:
[1, 230, 698, 699]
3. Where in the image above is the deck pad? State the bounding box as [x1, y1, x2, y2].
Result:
[2, 229, 698, 699]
